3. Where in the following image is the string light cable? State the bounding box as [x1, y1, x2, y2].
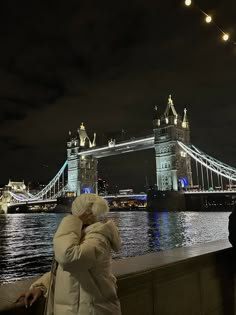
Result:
[184, 0, 236, 45]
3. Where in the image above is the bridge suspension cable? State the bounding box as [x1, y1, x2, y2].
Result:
[32, 160, 68, 200]
[8, 191, 36, 202]
[1, 161, 68, 209]
[178, 141, 236, 183]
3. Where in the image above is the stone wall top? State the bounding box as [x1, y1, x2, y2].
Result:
[0, 239, 232, 315]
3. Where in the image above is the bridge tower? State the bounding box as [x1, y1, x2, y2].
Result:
[153, 95, 192, 191]
[67, 123, 97, 195]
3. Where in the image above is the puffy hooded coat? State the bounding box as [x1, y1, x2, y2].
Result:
[31, 215, 122, 315]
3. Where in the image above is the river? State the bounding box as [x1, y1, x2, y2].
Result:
[0, 211, 230, 283]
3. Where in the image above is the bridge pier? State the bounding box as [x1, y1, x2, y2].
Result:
[0, 203, 7, 214]
[67, 124, 98, 196]
[153, 95, 192, 193]
[147, 190, 186, 211]
[0, 198, 11, 214]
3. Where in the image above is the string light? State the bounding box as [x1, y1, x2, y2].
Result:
[222, 33, 229, 41]
[183, 1, 236, 45]
[205, 15, 212, 24]
[185, 0, 191, 6]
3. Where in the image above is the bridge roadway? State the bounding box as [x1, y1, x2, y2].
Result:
[9, 199, 57, 208]
[184, 190, 236, 195]
[104, 194, 147, 200]
[78, 135, 155, 158]
[8, 191, 236, 207]
[105, 191, 236, 197]
[6, 190, 236, 213]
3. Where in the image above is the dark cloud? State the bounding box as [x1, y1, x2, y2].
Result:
[0, 0, 235, 189]
[0, 135, 34, 151]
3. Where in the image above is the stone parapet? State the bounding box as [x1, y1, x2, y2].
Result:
[0, 239, 235, 315]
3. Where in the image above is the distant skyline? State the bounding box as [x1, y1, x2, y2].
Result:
[0, 0, 235, 191]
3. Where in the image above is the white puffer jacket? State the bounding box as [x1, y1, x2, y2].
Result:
[31, 215, 122, 315]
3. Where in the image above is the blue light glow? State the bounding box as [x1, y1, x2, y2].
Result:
[179, 177, 188, 188]
[82, 186, 93, 193]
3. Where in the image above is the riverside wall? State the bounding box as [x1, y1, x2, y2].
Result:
[0, 239, 235, 315]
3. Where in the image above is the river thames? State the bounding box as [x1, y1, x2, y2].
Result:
[0, 211, 230, 283]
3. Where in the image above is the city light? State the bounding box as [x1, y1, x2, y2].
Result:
[205, 15, 212, 23]
[222, 33, 229, 41]
[185, 0, 191, 6]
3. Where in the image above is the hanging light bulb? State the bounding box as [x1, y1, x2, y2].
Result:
[222, 33, 229, 41]
[185, 0, 191, 6]
[205, 15, 212, 23]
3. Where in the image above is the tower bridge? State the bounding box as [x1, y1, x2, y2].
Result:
[66, 94, 192, 195]
[1, 95, 236, 213]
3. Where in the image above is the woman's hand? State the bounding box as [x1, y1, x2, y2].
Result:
[15, 287, 43, 308]
[79, 211, 96, 225]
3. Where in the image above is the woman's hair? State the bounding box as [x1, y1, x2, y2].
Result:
[71, 193, 109, 217]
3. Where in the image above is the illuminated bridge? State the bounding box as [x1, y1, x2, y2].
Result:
[1, 95, 236, 213]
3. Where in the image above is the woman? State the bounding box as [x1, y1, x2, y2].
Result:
[16, 193, 122, 315]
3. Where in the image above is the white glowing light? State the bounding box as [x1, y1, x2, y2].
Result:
[223, 33, 229, 41]
[185, 0, 191, 6]
[77, 136, 155, 155]
[205, 15, 212, 23]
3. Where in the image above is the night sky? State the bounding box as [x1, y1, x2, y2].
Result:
[0, 0, 235, 192]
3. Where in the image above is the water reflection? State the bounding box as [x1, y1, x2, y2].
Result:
[0, 213, 65, 283]
[112, 212, 150, 259]
[0, 211, 230, 283]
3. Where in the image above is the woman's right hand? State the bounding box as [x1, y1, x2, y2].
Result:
[15, 287, 43, 308]
[79, 211, 96, 225]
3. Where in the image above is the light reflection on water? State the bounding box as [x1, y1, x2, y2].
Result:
[0, 211, 230, 283]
